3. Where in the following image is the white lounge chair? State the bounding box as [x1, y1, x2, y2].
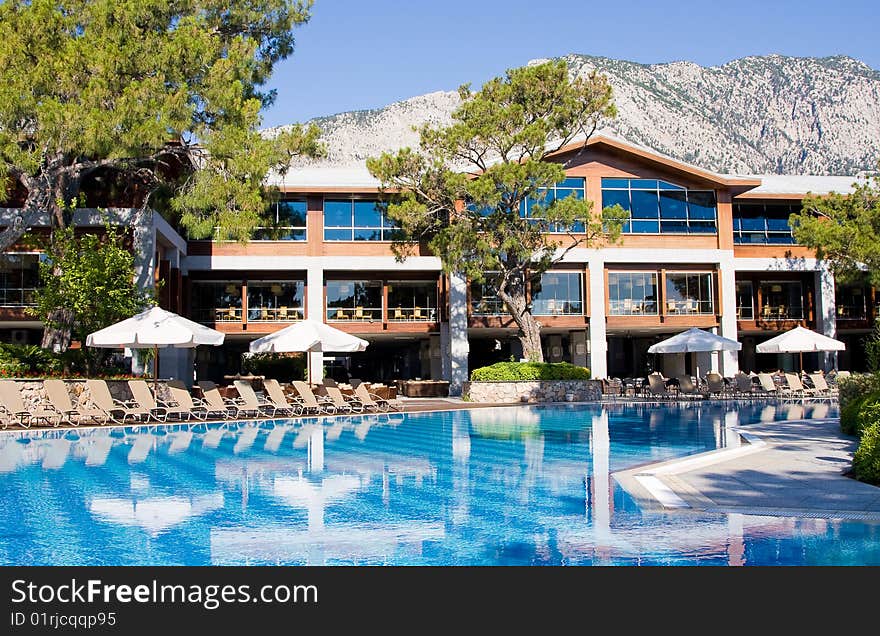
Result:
[0, 380, 62, 428]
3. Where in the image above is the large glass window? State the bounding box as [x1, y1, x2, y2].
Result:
[247, 281, 304, 322]
[733, 203, 800, 244]
[387, 281, 438, 322]
[532, 272, 583, 315]
[470, 280, 508, 316]
[254, 200, 307, 241]
[758, 281, 804, 320]
[607, 272, 658, 315]
[835, 285, 868, 320]
[601, 178, 717, 234]
[0, 253, 40, 306]
[665, 272, 714, 315]
[326, 280, 382, 321]
[191, 281, 242, 323]
[521, 177, 587, 233]
[736, 281, 754, 319]
[323, 199, 401, 241]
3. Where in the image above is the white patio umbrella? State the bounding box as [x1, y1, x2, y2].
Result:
[647, 327, 742, 378]
[755, 326, 845, 371]
[86, 306, 225, 384]
[248, 319, 369, 384]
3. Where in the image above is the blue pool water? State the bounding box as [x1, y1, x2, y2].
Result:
[1, 400, 878, 566]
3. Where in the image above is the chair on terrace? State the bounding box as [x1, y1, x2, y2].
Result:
[705, 373, 727, 398]
[233, 380, 279, 418]
[645, 374, 669, 399]
[127, 380, 170, 422]
[0, 380, 62, 428]
[676, 375, 702, 399]
[290, 381, 336, 415]
[86, 379, 151, 425]
[44, 379, 106, 425]
[808, 372, 836, 397]
[262, 379, 303, 417]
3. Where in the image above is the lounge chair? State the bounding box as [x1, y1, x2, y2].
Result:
[44, 379, 106, 425]
[353, 382, 403, 411]
[166, 380, 215, 420]
[86, 379, 151, 424]
[733, 373, 754, 398]
[127, 380, 170, 422]
[675, 375, 703, 399]
[784, 373, 820, 397]
[645, 374, 669, 400]
[232, 380, 278, 418]
[289, 381, 336, 415]
[262, 379, 303, 416]
[196, 381, 243, 419]
[0, 380, 62, 428]
[325, 386, 364, 413]
[757, 373, 795, 398]
[808, 373, 836, 397]
[705, 373, 727, 398]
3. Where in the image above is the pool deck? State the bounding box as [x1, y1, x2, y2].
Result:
[614, 415, 880, 520]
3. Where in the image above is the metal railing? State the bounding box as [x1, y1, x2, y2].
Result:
[387, 306, 438, 322]
[608, 299, 658, 315]
[327, 306, 383, 321]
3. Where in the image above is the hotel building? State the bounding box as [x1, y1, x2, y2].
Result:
[0, 136, 872, 392]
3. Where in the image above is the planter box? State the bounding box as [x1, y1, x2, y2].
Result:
[397, 380, 450, 397]
[463, 380, 602, 403]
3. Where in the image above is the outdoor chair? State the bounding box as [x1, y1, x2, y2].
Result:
[645, 374, 670, 399]
[127, 380, 170, 422]
[233, 380, 279, 418]
[808, 373, 836, 397]
[705, 373, 727, 398]
[86, 379, 151, 425]
[784, 373, 820, 397]
[0, 380, 62, 428]
[165, 380, 215, 421]
[757, 373, 794, 398]
[195, 381, 242, 420]
[44, 379, 106, 426]
[325, 385, 365, 413]
[290, 381, 337, 415]
[676, 375, 703, 399]
[602, 378, 622, 400]
[734, 372, 755, 398]
[262, 379, 303, 417]
[354, 382, 402, 412]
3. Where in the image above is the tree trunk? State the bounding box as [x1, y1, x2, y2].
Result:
[40, 306, 74, 352]
[497, 280, 545, 363]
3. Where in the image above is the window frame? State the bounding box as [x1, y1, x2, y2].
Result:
[601, 178, 718, 235]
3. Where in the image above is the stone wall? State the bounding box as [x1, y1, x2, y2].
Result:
[463, 380, 602, 403]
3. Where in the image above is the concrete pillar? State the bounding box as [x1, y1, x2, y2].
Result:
[306, 265, 324, 384]
[718, 256, 740, 376]
[131, 209, 156, 376]
[440, 323, 451, 379]
[158, 348, 195, 386]
[815, 264, 837, 371]
[447, 272, 469, 396]
[570, 330, 588, 368]
[588, 260, 608, 379]
[429, 335, 443, 380]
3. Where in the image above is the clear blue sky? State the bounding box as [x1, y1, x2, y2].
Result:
[261, 0, 880, 127]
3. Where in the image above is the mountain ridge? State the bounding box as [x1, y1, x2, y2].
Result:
[266, 54, 880, 176]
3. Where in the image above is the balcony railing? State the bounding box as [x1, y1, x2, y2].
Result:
[247, 306, 304, 322]
[0, 288, 37, 307]
[608, 299, 658, 316]
[327, 306, 382, 322]
[836, 304, 867, 320]
[387, 306, 438, 322]
[736, 305, 755, 320]
[664, 299, 714, 315]
[532, 299, 583, 316]
[194, 307, 242, 323]
[470, 299, 509, 316]
[759, 305, 804, 320]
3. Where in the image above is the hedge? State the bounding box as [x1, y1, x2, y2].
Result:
[470, 361, 591, 382]
[838, 372, 880, 484]
[853, 421, 880, 484]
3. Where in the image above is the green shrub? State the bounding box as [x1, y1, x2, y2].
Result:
[838, 372, 880, 406]
[242, 352, 306, 382]
[853, 421, 880, 484]
[856, 401, 880, 438]
[470, 361, 591, 382]
[841, 394, 869, 436]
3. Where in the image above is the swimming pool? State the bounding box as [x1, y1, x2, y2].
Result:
[1, 400, 878, 566]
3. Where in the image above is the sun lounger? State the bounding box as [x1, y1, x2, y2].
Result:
[645, 374, 669, 399]
[784, 373, 819, 397]
[127, 380, 170, 422]
[734, 372, 755, 397]
[262, 379, 303, 417]
[705, 373, 727, 398]
[354, 382, 403, 412]
[324, 386, 364, 413]
[195, 381, 244, 420]
[86, 379, 151, 424]
[233, 380, 278, 418]
[675, 375, 703, 399]
[808, 373, 836, 396]
[290, 381, 337, 415]
[165, 380, 216, 420]
[44, 379, 106, 425]
[0, 380, 62, 428]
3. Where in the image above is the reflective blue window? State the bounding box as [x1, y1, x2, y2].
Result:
[254, 199, 308, 241]
[732, 203, 799, 244]
[324, 199, 398, 241]
[601, 178, 717, 234]
[523, 177, 587, 233]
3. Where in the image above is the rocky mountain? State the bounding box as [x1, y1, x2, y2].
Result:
[266, 54, 880, 175]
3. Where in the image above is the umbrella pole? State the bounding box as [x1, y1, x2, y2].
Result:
[154, 344, 159, 391]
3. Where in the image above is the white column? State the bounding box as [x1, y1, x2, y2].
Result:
[306, 265, 324, 384]
[591, 409, 611, 544]
[588, 259, 608, 379]
[719, 255, 740, 376]
[448, 272, 469, 396]
[815, 264, 837, 371]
